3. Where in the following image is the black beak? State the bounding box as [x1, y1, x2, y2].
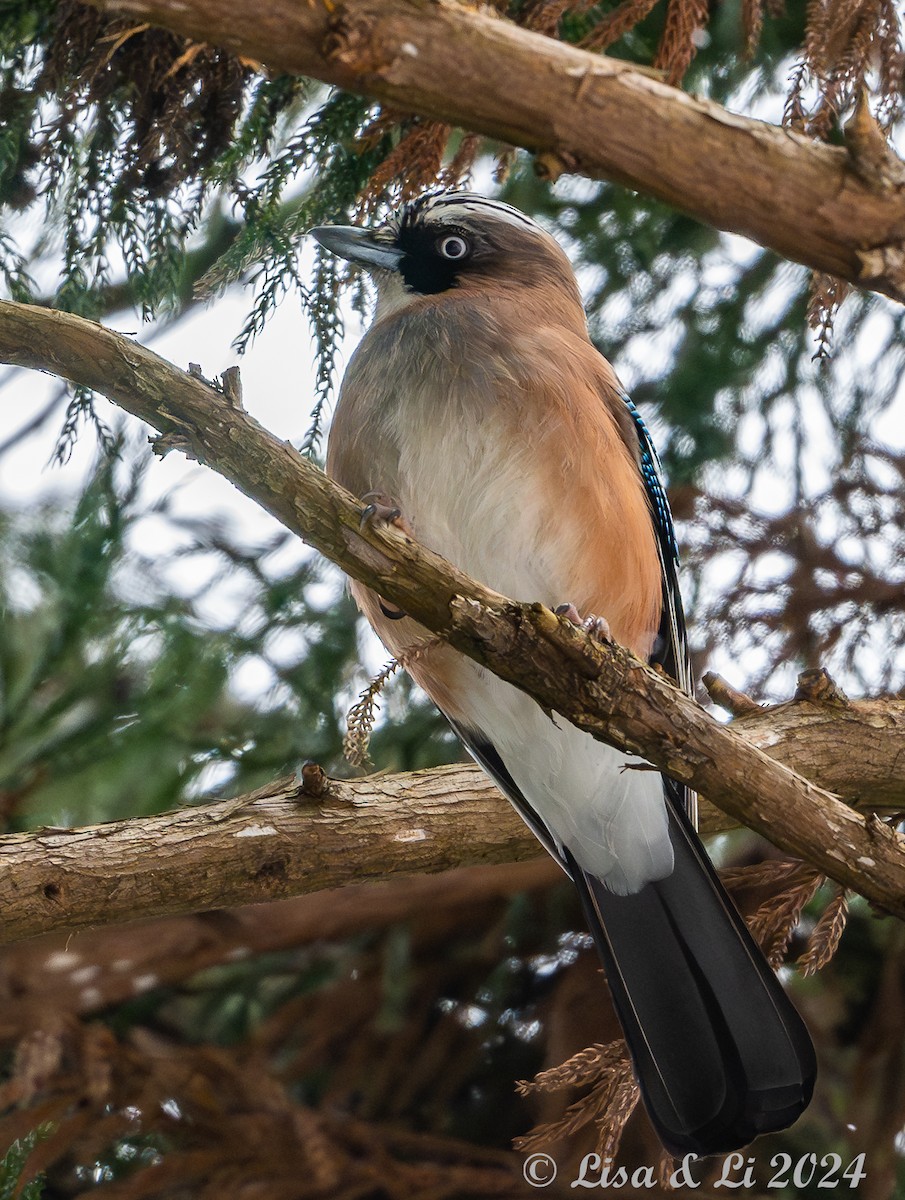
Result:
[309, 225, 404, 272]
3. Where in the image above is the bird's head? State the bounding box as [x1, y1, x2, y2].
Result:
[310, 191, 583, 320]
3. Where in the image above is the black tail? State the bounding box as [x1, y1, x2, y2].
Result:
[568, 804, 816, 1158]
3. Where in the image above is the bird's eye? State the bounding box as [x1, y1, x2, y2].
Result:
[437, 234, 469, 260]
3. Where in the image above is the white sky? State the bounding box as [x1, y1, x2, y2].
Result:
[0, 239, 334, 511]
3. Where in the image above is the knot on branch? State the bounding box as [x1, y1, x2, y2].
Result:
[324, 8, 418, 86]
[795, 668, 851, 708]
[866, 812, 905, 850]
[298, 761, 328, 798]
[150, 430, 198, 460]
[448, 594, 522, 657]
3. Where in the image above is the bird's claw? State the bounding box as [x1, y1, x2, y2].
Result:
[554, 603, 613, 644]
[359, 491, 413, 537]
[379, 600, 407, 621]
[360, 500, 400, 529]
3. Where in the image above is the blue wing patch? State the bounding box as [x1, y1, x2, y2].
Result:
[621, 393, 697, 826]
[622, 396, 679, 562]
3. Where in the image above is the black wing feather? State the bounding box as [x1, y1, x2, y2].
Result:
[447, 717, 572, 878]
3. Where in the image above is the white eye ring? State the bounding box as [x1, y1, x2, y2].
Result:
[437, 234, 469, 260]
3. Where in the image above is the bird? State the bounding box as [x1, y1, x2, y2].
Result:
[311, 191, 816, 1157]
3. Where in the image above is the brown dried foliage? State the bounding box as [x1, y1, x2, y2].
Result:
[359, 118, 457, 211]
[514, 1041, 639, 1162]
[0, 839, 858, 1193]
[353, 112, 486, 214]
[520, 0, 590, 38]
[38, 1, 252, 199]
[653, 0, 710, 86]
[24, 0, 905, 239]
[516, 1041, 619, 1095]
[0, 1021, 524, 1198]
[687, 440, 905, 695]
[0, 872, 550, 1196]
[782, 0, 905, 341]
[807, 271, 846, 358]
[787, 0, 904, 139]
[724, 857, 851, 981]
[744, 862, 824, 967]
[799, 885, 850, 975]
[580, 0, 660, 53]
[350, 0, 904, 213]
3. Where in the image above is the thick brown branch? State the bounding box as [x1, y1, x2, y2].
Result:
[0, 769, 546, 945]
[2, 688, 905, 946]
[1, 300, 905, 934]
[706, 696, 905, 819]
[83, 0, 905, 301]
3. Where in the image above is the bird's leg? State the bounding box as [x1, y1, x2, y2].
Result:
[359, 491, 413, 620]
[554, 602, 613, 643]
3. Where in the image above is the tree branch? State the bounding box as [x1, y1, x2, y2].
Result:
[2, 684, 905, 946]
[83, 0, 905, 302]
[1, 299, 905, 936]
[0, 767, 546, 945]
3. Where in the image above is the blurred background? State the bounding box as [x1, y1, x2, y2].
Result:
[1, 0, 904, 1196]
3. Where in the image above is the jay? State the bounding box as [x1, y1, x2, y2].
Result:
[312, 192, 815, 1157]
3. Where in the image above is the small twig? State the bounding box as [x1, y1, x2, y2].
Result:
[845, 87, 905, 192]
[344, 639, 444, 767]
[701, 671, 762, 717]
[298, 761, 328, 798]
[220, 365, 244, 409]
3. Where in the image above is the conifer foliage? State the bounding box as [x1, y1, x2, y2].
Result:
[1, 1, 904, 1197]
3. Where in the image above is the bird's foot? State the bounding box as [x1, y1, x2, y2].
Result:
[359, 491, 411, 620]
[359, 491, 415, 538]
[554, 603, 613, 643]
